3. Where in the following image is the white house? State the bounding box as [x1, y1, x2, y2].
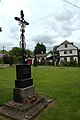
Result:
[53, 40, 78, 65]
[36, 53, 53, 65]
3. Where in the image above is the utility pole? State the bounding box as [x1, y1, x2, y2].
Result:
[14, 10, 29, 64]
[0, 27, 3, 65]
[2, 46, 4, 65]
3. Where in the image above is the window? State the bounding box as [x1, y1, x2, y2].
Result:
[64, 51, 67, 54]
[70, 50, 72, 54]
[65, 44, 67, 48]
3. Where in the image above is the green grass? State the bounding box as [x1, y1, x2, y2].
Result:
[0, 66, 80, 120]
[0, 66, 15, 105]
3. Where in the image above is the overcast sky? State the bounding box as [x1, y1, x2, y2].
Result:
[0, 0, 80, 51]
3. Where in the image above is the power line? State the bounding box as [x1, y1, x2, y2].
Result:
[62, 0, 80, 10]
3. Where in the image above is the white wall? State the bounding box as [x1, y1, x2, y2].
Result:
[60, 57, 78, 63]
[59, 50, 78, 57]
[57, 43, 78, 63]
[57, 43, 78, 56]
[57, 44, 77, 51]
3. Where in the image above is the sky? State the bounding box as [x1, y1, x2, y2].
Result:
[0, 0, 80, 52]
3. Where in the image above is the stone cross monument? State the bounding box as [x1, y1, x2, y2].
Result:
[14, 10, 35, 103]
[0, 10, 52, 120]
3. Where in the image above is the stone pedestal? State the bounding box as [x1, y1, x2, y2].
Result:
[0, 64, 53, 120]
[13, 64, 35, 103]
[14, 85, 35, 103]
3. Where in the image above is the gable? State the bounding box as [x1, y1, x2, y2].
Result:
[57, 42, 78, 51]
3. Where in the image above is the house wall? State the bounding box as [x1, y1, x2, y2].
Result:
[59, 50, 78, 56]
[57, 44, 77, 50]
[60, 57, 78, 63]
[57, 43, 78, 63]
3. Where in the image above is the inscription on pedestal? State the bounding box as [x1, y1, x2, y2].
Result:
[16, 64, 31, 80]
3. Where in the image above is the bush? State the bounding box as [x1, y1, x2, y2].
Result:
[63, 59, 78, 67]
[68, 60, 77, 67]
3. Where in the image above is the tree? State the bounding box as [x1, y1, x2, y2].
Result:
[9, 47, 33, 64]
[3, 54, 10, 64]
[9, 47, 22, 63]
[34, 42, 46, 54]
[25, 49, 33, 56]
[0, 50, 9, 54]
[9, 47, 22, 57]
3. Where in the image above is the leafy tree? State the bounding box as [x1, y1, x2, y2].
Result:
[9, 47, 33, 64]
[9, 47, 22, 63]
[3, 54, 10, 64]
[34, 42, 46, 54]
[0, 50, 9, 54]
[26, 49, 33, 56]
[9, 47, 22, 57]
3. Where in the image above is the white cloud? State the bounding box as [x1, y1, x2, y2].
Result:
[0, 0, 80, 51]
[0, 0, 31, 17]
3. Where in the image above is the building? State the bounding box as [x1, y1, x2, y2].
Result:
[53, 40, 79, 65]
[78, 49, 80, 66]
[36, 53, 53, 65]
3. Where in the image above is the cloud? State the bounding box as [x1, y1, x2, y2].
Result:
[0, 0, 31, 17]
[32, 33, 57, 45]
[75, 41, 80, 49]
[0, 41, 18, 50]
[55, 10, 74, 22]
[0, 0, 80, 52]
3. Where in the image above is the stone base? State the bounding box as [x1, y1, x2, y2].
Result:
[14, 85, 35, 103]
[15, 78, 33, 88]
[0, 96, 52, 120]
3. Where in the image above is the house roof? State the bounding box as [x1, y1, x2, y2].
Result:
[61, 40, 70, 45]
[53, 45, 59, 52]
[57, 40, 78, 49]
[36, 53, 53, 58]
[36, 53, 47, 58]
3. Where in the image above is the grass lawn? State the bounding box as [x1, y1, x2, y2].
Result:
[0, 66, 80, 120]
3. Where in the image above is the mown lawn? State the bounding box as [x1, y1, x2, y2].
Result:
[0, 66, 80, 120]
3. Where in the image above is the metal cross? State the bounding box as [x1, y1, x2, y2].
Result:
[14, 10, 29, 64]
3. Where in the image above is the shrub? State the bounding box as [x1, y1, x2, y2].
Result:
[63, 59, 78, 67]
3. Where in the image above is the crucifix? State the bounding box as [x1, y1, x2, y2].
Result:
[14, 10, 29, 64]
